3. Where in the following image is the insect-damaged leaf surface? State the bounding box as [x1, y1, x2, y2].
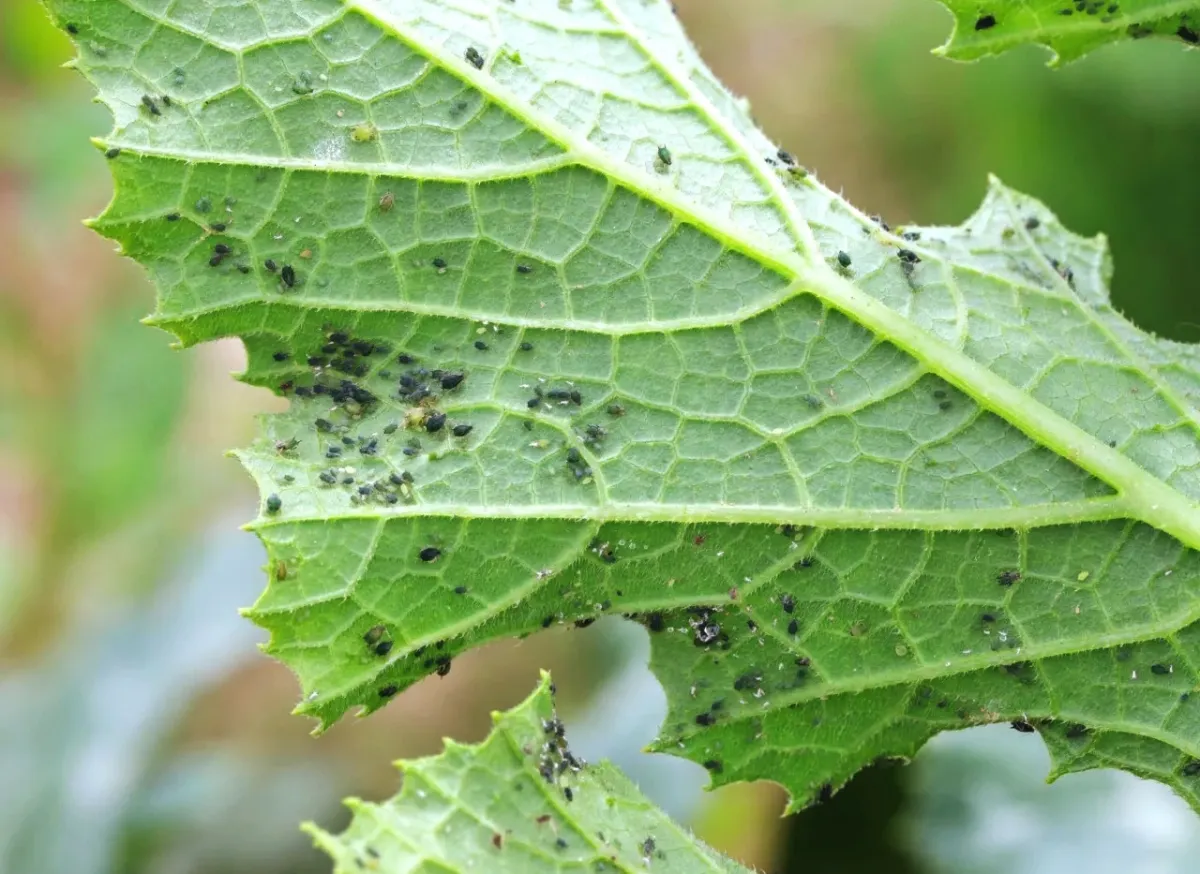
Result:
[933, 0, 1200, 65]
[56, 0, 1200, 812]
[306, 673, 750, 873]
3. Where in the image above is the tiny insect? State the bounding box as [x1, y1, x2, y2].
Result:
[997, 570, 1022, 586]
[432, 257, 447, 269]
[140, 94, 161, 116]
[452, 424, 473, 437]
[280, 264, 296, 288]
[474, 339, 488, 351]
[975, 14, 997, 30]
[378, 685, 398, 698]
[519, 341, 534, 351]
[379, 191, 395, 211]
[264, 259, 277, 272]
[465, 46, 485, 69]
[516, 263, 533, 274]
[419, 546, 442, 562]
[425, 411, 446, 433]
[105, 147, 121, 159]
[364, 625, 386, 645]
[656, 144, 672, 166]
[350, 123, 378, 143]
[836, 250, 852, 268]
[1010, 719, 1035, 733]
[776, 148, 795, 166]
[265, 493, 282, 513]
[165, 212, 180, 222]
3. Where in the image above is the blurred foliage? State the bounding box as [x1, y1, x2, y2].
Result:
[1, 0, 1198, 872]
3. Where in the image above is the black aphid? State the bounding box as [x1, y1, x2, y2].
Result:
[555, 838, 568, 850]
[419, 546, 442, 562]
[647, 613, 664, 632]
[454, 585, 468, 595]
[141, 94, 162, 116]
[526, 397, 541, 409]
[209, 222, 226, 232]
[975, 14, 997, 29]
[1184, 760, 1200, 777]
[440, 371, 465, 390]
[66, 23, 79, 34]
[519, 341, 534, 351]
[213, 243, 231, 255]
[1180, 25, 1200, 43]
[897, 248, 920, 264]
[703, 759, 723, 773]
[435, 656, 452, 676]
[432, 257, 447, 269]
[1025, 217, 1040, 230]
[1065, 723, 1089, 739]
[1010, 720, 1035, 733]
[364, 625, 385, 645]
[378, 685, 398, 698]
[425, 412, 446, 433]
[264, 259, 277, 272]
[836, 251, 852, 268]
[777, 148, 795, 165]
[607, 403, 626, 417]
[997, 570, 1022, 586]
[105, 147, 121, 159]
[452, 423, 473, 437]
[474, 339, 488, 351]
[787, 619, 798, 635]
[166, 212, 180, 221]
[374, 640, 393, 656]
[265, 494, 282, 513]
[563, 787, 574, 802]
[1151, 663, 1171, 675]
[695, 712, 715, 726]
[319, 471, 336, 484]
[780, 593, 796, 614]
[465, 46, 485, 69]
[517, 264, 533, 274]
[280, 264, 296, 288]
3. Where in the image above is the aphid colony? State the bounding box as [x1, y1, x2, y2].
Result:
[533, 706, 585, 805]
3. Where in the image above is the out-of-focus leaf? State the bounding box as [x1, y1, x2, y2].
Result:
[308, 673, 750, 873]
[59, 303, 188, 540]
[0, 520, 264, 874]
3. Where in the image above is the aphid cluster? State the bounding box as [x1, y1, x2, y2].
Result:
[534, 710, 585, 803]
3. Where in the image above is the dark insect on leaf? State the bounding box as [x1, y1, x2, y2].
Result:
[104, 147, 121, 159]
[265, 494, 282, 513]
[657, 145, 672, 165]
[378, 685, 398, 698]
[452, 423, 473, 437]
[1010, 719, 1036, 733]
[836, 250, 852, 268]
[425, 411, 446, 433]
[975, 14, 997, 30]
[517, 264, 533, 274]
[419, 546, 442, 562]
[465, 46, 485, 69]
[280, 264, 296, 288]
[439, 371, 465, 390]
[997, 570, 1022, 586]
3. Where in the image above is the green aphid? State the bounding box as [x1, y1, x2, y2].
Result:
[657, 145, 672, 166]
[351, 123, 378, 143]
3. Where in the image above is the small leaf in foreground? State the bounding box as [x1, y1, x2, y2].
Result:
[305, 673, 750, 873]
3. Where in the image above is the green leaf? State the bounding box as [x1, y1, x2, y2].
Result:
[305, 673, 750, 873]
[932, 0, 1200, 65]
[53, 0, 1200, 813]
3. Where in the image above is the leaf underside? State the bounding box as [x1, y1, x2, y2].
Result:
[306, 673, 750, 873]
[933, 0, 1200, 65]
[54, 0, 1200, 813]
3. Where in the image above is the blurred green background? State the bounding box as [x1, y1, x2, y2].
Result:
[1, 2, 1198, 872]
